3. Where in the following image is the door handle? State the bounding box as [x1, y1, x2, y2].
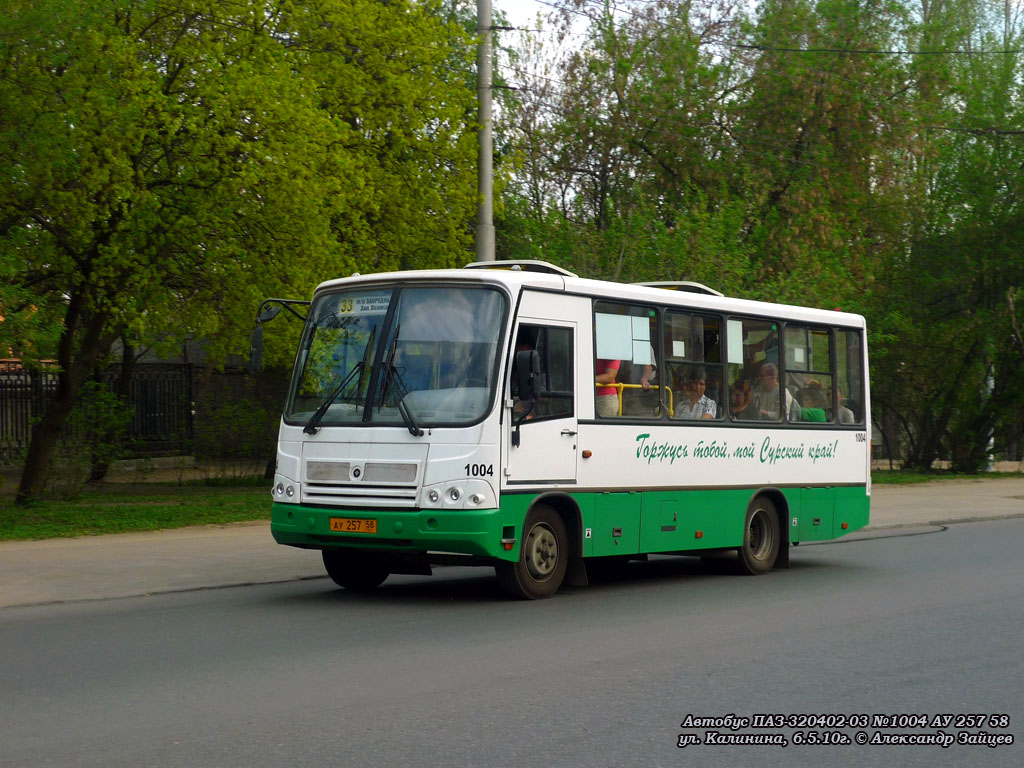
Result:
[561, 429, 577, 437]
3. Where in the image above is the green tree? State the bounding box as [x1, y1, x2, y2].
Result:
[0, 0, 477, 503]
[499, 1, 759, 286]
[498, 0, 1024, 470]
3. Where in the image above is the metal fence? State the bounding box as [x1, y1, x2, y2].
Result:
[104, 364, 193, 457]
[0, 362, 54, 463]
[0, 362, 193, 464]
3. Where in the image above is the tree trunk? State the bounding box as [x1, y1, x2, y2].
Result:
[15, 376, 77, 502]
[905, 339, 982, 471]
[87, 339, 138, 484]
[15, 294, 119, 505]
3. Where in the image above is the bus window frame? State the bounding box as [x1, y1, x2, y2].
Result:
[781, 322, 837, 424]
[282, 280, 512, 431]
[591, 299, 666, 422]
[571, 299, 866, 431]
[510, 322, 576, 426]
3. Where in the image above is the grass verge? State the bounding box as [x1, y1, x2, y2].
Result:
[872, 470, 1024, 485]
[5, 471, 1024, 540]
[0, 481, 271, 541]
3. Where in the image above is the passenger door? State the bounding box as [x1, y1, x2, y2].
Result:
[503, 292, 588, 486]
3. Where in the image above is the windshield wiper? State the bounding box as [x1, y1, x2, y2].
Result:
[303, 361, 364, 435]
[382, 362, 424, 437]
[375, 326, 423, 437]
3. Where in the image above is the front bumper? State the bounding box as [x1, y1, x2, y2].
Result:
[270, 502, 516, 561]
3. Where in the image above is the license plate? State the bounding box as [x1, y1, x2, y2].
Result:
[329, 517, 378, 534]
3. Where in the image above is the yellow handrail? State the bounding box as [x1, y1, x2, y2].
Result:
[595, 382, 673, 417]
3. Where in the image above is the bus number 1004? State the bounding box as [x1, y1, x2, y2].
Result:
[465, 463, 494, 477]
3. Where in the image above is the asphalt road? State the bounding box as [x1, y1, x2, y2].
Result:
[1, 518, 1021, 768]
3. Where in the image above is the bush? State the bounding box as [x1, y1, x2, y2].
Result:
[193, 394, 278, 481]
[44, 381, 134, 499]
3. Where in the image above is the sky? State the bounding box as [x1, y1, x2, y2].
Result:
[494, 0, 556, 32]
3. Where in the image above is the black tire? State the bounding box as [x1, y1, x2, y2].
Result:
[495, 505, 568, 599]
[737, 496, 780, 575]
[322, 549, 389, 591]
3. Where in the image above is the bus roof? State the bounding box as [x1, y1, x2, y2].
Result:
[312, 265, 866, 328]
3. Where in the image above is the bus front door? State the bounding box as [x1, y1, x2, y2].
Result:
[503, 293, 588, 486]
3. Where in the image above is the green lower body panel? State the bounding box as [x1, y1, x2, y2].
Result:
[833, 485, 871, 538]
[272, 486, 870, 562]
[271, 502, 518, 561]
[566, 486, 869, 557]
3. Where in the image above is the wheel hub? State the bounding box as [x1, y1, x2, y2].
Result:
[748, 510, 771, 559]
[524, 523, 558, 579]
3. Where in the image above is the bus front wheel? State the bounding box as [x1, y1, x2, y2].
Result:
[737, 497, 780, 575]
[496, 505, 568, 599]
[322, 550, 389, 591]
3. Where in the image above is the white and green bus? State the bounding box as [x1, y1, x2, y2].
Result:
[269, 261, 870, 598]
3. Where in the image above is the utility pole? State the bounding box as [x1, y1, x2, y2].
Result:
[476, 0, 495, 261]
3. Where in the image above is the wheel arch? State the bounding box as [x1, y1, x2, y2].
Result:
[529, 491, 583, 558]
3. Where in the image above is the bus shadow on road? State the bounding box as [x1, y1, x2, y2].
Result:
[273, 559, 734, 606]
[575, 550, 882, 592]
[289, 568, 516, 605]
[267, 547, 888, 607]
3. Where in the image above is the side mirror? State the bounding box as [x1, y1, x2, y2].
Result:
[249, 325, 264, 374]
[514, 349, 541, 401]
[512, 349, 541, 447]
[257, 304, 283, 324]
[249, 298, 311, 374]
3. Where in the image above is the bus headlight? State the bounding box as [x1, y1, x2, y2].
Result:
[420, 480, 495, 510]
[272, 475, 300, 504]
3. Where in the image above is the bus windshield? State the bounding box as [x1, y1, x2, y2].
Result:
[285, 285, 507, 429]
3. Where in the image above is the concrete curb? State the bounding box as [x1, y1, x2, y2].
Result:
[2, 480, 1024, 610]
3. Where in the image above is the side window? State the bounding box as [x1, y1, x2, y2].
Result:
[837, 329, 865, 425]
[594, 302, 660, 419]
[785, 326, 833, 423]
[666, 311, 722, 420]
[512, 325, 573, 421]
[726, 318, 788, 421]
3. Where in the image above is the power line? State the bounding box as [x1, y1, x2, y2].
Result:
[498, 69, 848, 173]
[500, 1, 1024, 136]
[733, 42, 1024, 56]
[498, 60, 1024, 181]
[523, 0, 1024, 56]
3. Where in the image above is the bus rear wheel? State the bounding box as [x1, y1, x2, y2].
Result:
[322, 550, 389, 591]
[496, 505, 568, 599]
[737, 497, 780, 575]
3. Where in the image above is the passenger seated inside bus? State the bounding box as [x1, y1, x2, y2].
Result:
[838, 385, 856, 424]
[796, 382, 829, 422]
[752, 362, 799, 421]
[673, 365, 718, 420]
[729, 377, 760, 421]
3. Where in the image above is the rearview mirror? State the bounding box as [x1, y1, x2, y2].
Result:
[249, 325, 264, 373]
[257, 304, 283, 323]
[512, 349, 541, 447]
[514, 349, 541, 401]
